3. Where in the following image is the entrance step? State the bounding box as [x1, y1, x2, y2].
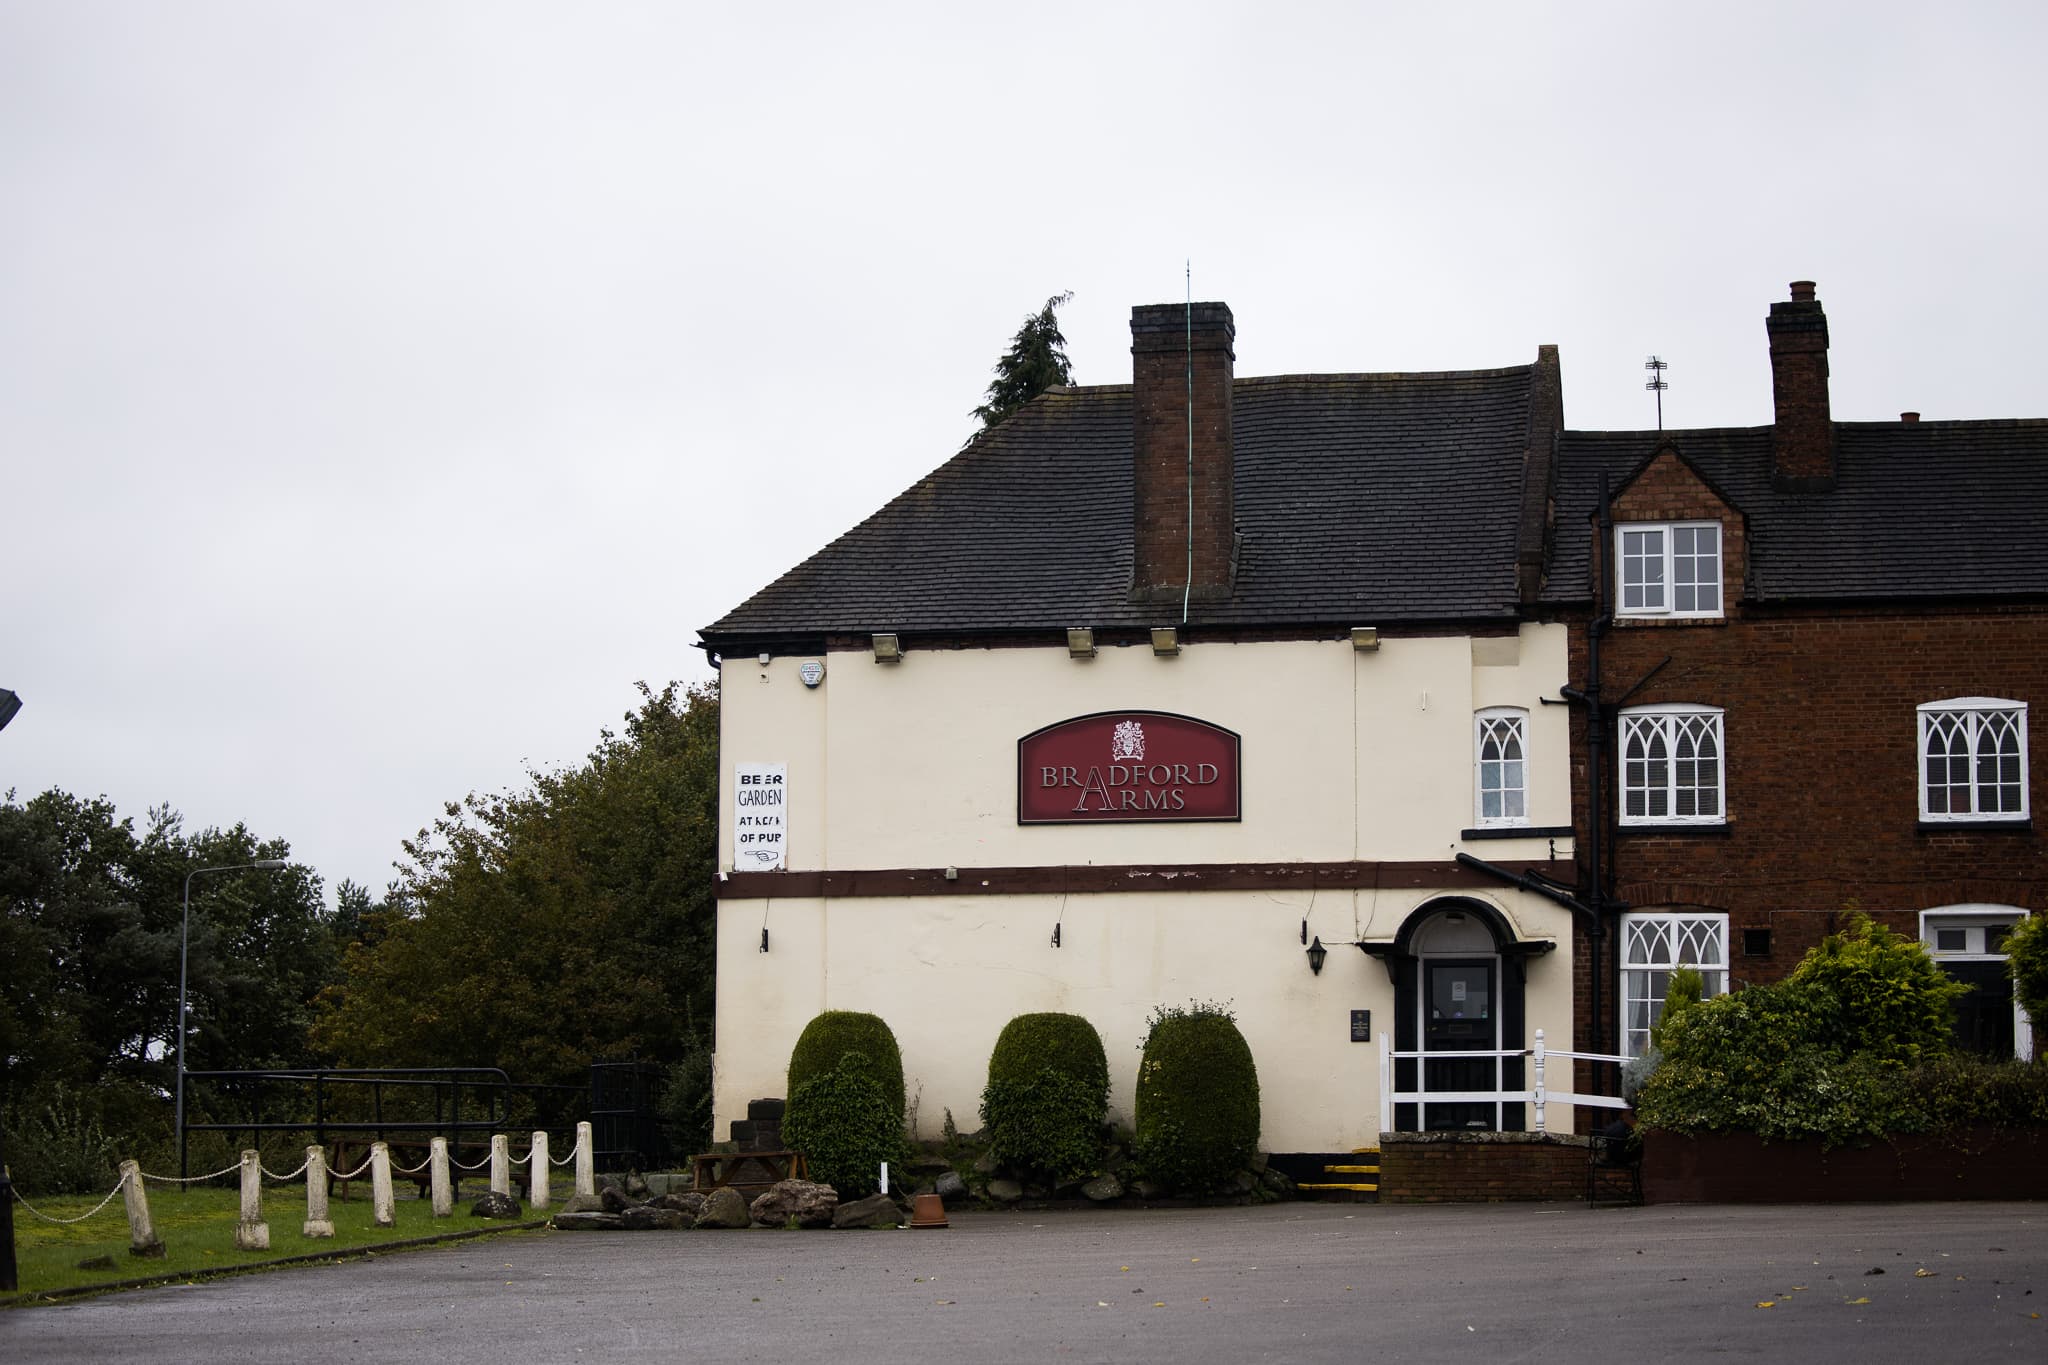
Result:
[1267, 1150, 1380, 1203]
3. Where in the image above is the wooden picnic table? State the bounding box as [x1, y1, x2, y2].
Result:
[691, 1149, 808, 1193]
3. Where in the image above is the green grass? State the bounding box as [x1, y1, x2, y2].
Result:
[5, 1181, 538, 1301]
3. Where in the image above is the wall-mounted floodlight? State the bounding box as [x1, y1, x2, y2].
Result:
[1351, 627, 1380, 651]
[872, 633, 902, 663]
[1066, 628, 1096, 659]
[1150, 627, 1180, 657]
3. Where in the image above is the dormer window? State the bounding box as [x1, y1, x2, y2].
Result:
[1616, 522, 1722, 619]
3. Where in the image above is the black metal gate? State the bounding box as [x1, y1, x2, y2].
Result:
[588, 1060, 670, 1172]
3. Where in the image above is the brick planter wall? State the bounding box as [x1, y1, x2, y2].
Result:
[1642, 1127, 2048, 1203]
[1377, 1131, 1592, 1202]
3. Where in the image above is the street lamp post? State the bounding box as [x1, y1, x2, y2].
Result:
[176, 859, 289, 1177]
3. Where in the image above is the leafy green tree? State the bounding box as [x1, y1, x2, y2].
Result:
[971, 291, 1074, 429]
[313, 682, 720, 1139]
[2004, 914, 2048, 1037]
[1, 789, 332, 1186]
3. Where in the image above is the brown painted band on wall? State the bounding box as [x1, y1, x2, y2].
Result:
[715, 859, 1565, 901]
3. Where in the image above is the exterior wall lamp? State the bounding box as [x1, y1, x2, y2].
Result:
[1306, 935, 1328, 975]
[1066, 628, 1096, 658]
[1150, 627, 1180, 656]
[872, 633, 902, 663]
[1351, 626, 1380, 651]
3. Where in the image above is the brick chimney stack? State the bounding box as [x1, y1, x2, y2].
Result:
[1131, 301, 1236, 603]
[1767, 280, 1835, 491]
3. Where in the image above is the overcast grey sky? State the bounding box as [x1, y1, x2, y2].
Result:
[4, 2, 2044, 903]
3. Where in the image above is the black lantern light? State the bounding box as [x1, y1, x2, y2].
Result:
[1305, 935, 1328, 976]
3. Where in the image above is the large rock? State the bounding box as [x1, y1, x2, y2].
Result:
[1130, 1179, 1166, 1200]
[654, 1191, 708, 1219]
[600, 1184, 643, 1214]
[471, 1191, 522, 1220]
[986, 1178, 1024, 1203]
[695, 1187, 752, 1229]
[1259, 1166, 1296, 1195]
[621, 1204, 689, 1230]
[933, 1171, 968, 1201]
[1081, 1174, 1123, 1202]
[553, 1211, 625, 1231]
[831, 1193, 902, 1229]
[556, 1191, 607, 1215]
[751, 1179, 838, 1228]
[621, 1171, 651, 1199]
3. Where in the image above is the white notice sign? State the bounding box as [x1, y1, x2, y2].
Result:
[733, 764, 787, 870]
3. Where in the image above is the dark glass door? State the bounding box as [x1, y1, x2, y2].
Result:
[1422, 959, 1498, 1130]
[1945, 959, 2016, 1058]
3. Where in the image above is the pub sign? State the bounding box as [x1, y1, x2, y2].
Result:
[1018, 711, 1241, 824]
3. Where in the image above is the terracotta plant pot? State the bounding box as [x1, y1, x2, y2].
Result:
[909, 1192, 948, 1228]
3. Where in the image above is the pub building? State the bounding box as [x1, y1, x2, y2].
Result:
[697, 300, 1589, 1162]
[699, 286, 2046, 1185]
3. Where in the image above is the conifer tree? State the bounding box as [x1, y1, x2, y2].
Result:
[972, 291, 1074, 429]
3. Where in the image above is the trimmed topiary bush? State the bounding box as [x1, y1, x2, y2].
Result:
[786, 1010, 905, 1123]
[781, 1051, 909, 1198]
[1133, 1001, 1259, 1193]
[980, 1012, 1110, 1184]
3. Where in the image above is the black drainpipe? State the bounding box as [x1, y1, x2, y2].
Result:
[1584, 474, 1614, 1068]
[1557, 474, 1615, 1072]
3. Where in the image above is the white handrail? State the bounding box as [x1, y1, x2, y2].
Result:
[1379, 1028, 1632, 1134]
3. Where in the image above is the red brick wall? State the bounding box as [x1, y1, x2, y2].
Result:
[1378, 1132, 1591, 1202]
[1561, 455, 2048, 1059]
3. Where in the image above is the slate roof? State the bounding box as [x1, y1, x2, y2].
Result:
[1545, 420, 2048, 604]
[701, 367, 1540, 647]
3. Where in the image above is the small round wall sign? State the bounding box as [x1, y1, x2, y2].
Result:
[799, 659, 826, 688]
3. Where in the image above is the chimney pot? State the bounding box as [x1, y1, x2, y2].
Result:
[1901, 411, 1920, 424]
[1789, 280, 1817, 302]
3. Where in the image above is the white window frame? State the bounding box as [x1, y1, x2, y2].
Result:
[1616, 521, 1723, 619]
[1620, 910, 1730, 1056]
[1918, 698, 2029, 822]
[1473, 707, 1530, 828]
[1918, 905, 2033, 1062]
[1619, 704, 1726, 826]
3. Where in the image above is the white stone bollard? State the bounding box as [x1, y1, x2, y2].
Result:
[529, 1131, 550, 1210]
[304, 1145, 334, 1238]
[370, 1141, 396, 1228]
[430, 1136, 453, 1217]
[490, 1133, 511, 1197]
[234, 1149, 270, 1251]
[575, 1121, 595, 1198]
[119, 1160, 164, 1258]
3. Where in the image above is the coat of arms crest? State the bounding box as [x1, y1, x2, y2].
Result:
[1110, 719, 1145, 762]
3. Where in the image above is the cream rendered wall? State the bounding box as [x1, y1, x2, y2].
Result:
[711, 624, 1579, 1150]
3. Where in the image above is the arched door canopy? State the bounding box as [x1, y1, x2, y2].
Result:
[1357, 896, 1557, 984]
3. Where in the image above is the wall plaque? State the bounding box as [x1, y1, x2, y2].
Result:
[1018, 711, 1241, 824]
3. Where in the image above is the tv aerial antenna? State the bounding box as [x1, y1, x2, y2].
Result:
[1644, 355, 1669, 431]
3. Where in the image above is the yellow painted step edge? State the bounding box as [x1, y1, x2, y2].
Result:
[1298, 1182, 1378, 1192]
[1324, 1164, 1378, 1174]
